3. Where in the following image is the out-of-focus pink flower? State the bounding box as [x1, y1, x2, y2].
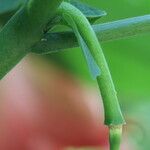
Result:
[0, 56, 134, 150]
[0, 57, 109, 150]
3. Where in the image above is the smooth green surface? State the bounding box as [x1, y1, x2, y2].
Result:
[0, 0, 63, 79]
[0, 0, 26, 14]
[32, 14, 150, 53]
[70, 0, 106, 22]
[58, 3, 125, 149]
[62, 13, 100, 79]
[58, 2, 125, 126]
[109, 126, 122, 150]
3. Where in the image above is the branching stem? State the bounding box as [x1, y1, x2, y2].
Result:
[32, 14, 150, 54]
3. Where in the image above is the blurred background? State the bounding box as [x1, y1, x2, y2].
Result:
[0, 0, 150, 149]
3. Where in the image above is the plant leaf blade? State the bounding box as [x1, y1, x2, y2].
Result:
[70, 0, 107, 22]
[0, 0, 26, 15]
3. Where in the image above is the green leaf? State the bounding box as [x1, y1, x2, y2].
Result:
[0, 0, 26, 15]
[70, 0, 107, 22]
[62, 13, 101, 79]
[0, 0, 63, 79]
[43, 0, 106, 32]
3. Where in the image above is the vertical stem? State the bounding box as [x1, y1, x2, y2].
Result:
[109, 126, 122, 150]
[58, 2, 125, 149]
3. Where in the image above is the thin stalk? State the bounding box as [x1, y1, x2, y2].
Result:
[0, 0, 63, 79]
[31, 14, 150, 54]
[109, 126, 122, 150]
[57, 2, 125, 150]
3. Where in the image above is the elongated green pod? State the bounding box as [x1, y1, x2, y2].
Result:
[0, 0, 63, 79]
[57, 2, 125, 150]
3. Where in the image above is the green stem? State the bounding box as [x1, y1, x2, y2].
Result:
[0, 0, 63, 79]
[57, 2, 125, 150]
[31, 14, 150, 54]
[109, 126, 122, 150]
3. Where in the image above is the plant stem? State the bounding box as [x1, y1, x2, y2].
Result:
[109, 126, 122, 150]
[31, 14, 150, 54]
[57, 2, 125, 150]
[0, 0, 63, 79]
